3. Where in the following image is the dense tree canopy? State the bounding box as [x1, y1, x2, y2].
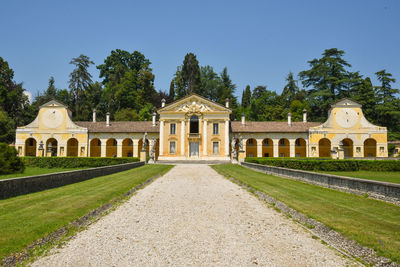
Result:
[1, 47, 400, 145]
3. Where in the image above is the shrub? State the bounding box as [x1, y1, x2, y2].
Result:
[22, 157, 139, 169]
[0, 143, 25, 174]
[245, 157, 400, 172]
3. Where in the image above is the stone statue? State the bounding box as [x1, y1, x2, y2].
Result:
[149, 139, 155, 157]
[231, 138, 238, 159]
[238, 134, 243, 151]
[142, 132, 147, 150]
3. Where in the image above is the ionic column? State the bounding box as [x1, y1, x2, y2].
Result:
[225, 120, 229, 156]
[203, 119, 207, 156]
[159, 120, 164, 156]
[117, 139, 123, 157]
[181, 120, 185, 156]
[273, 139, 279, 157]
[289, 139, 295, 157]
[133, 139, 139, 157]
[256, 139, 263, 157]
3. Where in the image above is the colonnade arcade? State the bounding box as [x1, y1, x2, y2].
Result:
[233, 136, 308, 158]
[23, 135, 379, 158]
[23, 136, 160, 158]
[88, 137, 159, 158]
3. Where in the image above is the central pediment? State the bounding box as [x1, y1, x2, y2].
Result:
[158, 94, 232, 114]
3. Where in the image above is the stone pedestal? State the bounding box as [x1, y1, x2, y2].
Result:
[140, 149, 147, 163]
[238, 150, 246, 162]
[330, 150, 338, 159]
[337, 148, 345, 160]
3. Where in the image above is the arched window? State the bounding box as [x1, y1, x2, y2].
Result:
[190, 115, 199, 133]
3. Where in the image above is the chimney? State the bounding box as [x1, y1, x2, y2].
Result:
[241, 113, 245, 125]
[106, 112, 110, 127]
[225, 98, 229, 108]
[92, 109, 96, 122]
[161, 98, 166, 108]
[288, 113, 292, 126]
[152, 112, 156, 126]
[303, 109, 307, 122]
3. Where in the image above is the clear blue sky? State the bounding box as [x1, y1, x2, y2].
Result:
[1, 0, 399, 102]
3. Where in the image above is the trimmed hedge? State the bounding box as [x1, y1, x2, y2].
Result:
[0, 143, 25, 174]
[22, 157, 140, 169]
[245, 157, 400, 172]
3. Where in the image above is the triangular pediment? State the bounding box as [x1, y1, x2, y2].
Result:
[158, 93, 231, 114]
[39, 100, 68, 108]
[331, 98, 362, 108]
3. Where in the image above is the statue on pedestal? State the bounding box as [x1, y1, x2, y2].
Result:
[148, 138, 156, 163]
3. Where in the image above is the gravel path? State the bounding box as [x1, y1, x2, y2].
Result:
[32, 164, 355, 266]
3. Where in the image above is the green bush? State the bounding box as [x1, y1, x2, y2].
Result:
[22, 157, 139, 169]
[245, 157, 400, 172]
[0, 143, 25, 174]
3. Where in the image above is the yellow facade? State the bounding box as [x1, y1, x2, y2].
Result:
[15, 97, 388, 161]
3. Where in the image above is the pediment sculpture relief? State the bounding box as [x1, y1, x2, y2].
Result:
[177, 101, 213, 113]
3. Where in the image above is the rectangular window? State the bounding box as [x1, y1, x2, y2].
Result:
[248, 139, 254, 146]
[170, 141, 176, 154]
[280, 153, 285, 157]
[263, 139, 269, 146]
[170, 123, 176, 135]
[213, 123, 219, 135]
[295, 139, 301, 146]
[213, 142, 219, 155]
[264, 153, 269, 157]
[280, 139, 285, 146]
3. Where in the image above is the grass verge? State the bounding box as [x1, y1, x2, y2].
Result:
[0, 164, 173, 261]
[0, 167, 85, 180]
[320, 170, 400, 184]
[212, 164, 400, 263]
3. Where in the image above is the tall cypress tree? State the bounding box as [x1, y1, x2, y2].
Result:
[181, 53, 201, 95]
[281, 72, 299, 107]
[241, 85, 251, 108]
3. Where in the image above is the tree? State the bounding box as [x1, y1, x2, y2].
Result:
[241, 85, 251, 108]
[0, 57, 30, 129]
[281, 72, 299, 107]
[168, 81, 175, 102]
[249, 89, 284, 121]
[0, 110, 15, 143]
[200, 65, 220, 101]
[0, 143, 24, 174]
[69, 54, 94, 119]
[97, 49, 156, 117]
[181, 53, 201, 95]
[375, 70, 398, 104]
[299, 48, 355, 121]
[351, 77, 376, 121]
[252, 85, 267, 100]
[114, 108, 139, 121]
[33, 76, 59, 107]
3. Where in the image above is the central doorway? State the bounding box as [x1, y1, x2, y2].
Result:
[190, 142, 199, 157]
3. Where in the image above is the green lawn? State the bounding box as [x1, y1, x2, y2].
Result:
[321, 171, 400, 184]
[0, 167, 85, 180]
[0, 164, 173, 260]
[212, 164, 400, 263]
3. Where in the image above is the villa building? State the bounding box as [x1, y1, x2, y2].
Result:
[15, 94, 388, 161]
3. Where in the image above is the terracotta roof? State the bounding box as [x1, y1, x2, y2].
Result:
[231, 121, 321, 133]
[75, 121, 159, 133]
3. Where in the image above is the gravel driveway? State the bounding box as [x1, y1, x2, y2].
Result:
[32, 164, 355, 266]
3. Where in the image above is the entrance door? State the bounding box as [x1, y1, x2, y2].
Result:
[190, 142, 199, 157]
